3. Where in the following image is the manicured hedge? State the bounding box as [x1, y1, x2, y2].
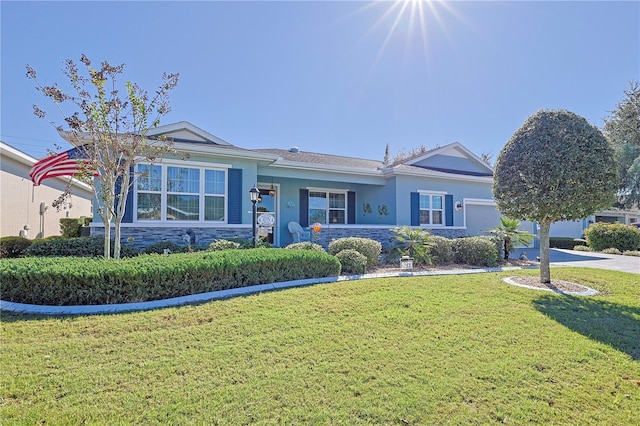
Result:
[549, 237, 587, 250]
[328, 237, 381, 268]
[429, 236, 454, 265]
[0, 237, 32, 258]
[335, 249, 367, 274]
[452, 236, 498, 267]
[584, 223, 640, 252]
[285, 242, 326, 252]
[0, 249, 341, 306]
[24, 236, 140, 258]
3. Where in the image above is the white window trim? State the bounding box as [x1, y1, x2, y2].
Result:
[134, 161, 228, 224]
[307, 188, 349, 225]
[418, 191, 446, 227]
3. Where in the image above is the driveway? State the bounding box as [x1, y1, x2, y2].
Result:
[519, 248, 639, 274]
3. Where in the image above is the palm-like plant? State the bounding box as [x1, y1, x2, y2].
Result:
[390, 226, 433, 265]
[487, 217, 534, 260]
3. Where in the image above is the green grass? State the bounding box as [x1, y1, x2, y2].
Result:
[2, 268, 639, 425]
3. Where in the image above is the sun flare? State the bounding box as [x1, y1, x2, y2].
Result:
[347, 0, 463, 70]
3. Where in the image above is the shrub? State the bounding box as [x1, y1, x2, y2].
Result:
[390, 226, 432, 265]
[0, 236, 32, 258]
[218, 236, 271, 249]
[602, 247, 622, 255]
[452, 237, 498, 267]
[328, 237, 381, 268]
[573, 245, 592, 252]
[429, 236, 454, 265]
[0, 249, 341, 306]
[584, 223, 640, 252]
[550, 237, 587, 250]
[335, 249, 367, 275]
[623, 250, 640, 257]
[285, 242, 326, 252]
[208, 239, 242, 251]
[24, 236, 140, 258]
[486, 217, 534, 259]
[60, 218, 84, 238]
[145, 241, 189, 254]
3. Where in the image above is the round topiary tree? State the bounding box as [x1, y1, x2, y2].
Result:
[494, 109, 618, 283]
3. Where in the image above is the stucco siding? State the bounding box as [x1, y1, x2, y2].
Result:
[1, 150, 93, 238]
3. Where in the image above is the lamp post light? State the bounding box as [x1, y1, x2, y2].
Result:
[249, 185, 260, 248]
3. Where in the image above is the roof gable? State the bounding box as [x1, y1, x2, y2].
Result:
[402, 142, 493, 176]
[147, 121, 233, 146]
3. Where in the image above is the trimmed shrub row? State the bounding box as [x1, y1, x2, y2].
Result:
[24, 236, 141, 258]
[285, 242, 326, 252]
[335, 249, 367, 274]
[328, 237, 381, 269]
[549, 237, 587, 250]
[451, 236, 499, 267]
[0, 249, 341, 306]
[0, 236, 33, 258]
[584, 223, 640, 252]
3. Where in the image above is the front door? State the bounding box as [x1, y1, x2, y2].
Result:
[256, 185, 278, 246]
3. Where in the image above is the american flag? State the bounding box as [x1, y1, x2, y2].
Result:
[29, 145, 96, 186]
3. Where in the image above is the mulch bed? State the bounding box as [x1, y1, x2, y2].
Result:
[504, 275, 591, 293]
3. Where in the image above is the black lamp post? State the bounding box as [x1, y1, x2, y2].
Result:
[249, 185, 260, 248]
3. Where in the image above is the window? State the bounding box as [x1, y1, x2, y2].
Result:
[419, 193, 444, 225]
[204, 169, 225, 221]
[135, 163, 227, 222]
[309, 190, 346, 224]
[136, 164, 162, 220]
[167, 167, 200, 221]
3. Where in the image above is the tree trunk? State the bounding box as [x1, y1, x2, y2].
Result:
[113, 164, 132, 260]
[504, 237, 511, 260]
[103, 216, 111, 259]
[539, 220, 551, 284]
[113, 218, 122, 260]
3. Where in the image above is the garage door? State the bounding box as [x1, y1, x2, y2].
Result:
[465, 203, 501, 237]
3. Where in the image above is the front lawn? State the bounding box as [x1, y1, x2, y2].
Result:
[1, 268, 638, 424]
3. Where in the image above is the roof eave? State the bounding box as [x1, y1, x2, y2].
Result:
[391, 167, 494, 183]
[269, 159, 382, 176]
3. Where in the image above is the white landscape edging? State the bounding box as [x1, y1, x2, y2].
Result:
[502, 277, 598, 296]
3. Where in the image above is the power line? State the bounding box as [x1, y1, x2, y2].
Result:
[0, 134, 63, 144]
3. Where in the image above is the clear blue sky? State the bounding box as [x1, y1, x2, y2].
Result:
[1, 1, 638, 162]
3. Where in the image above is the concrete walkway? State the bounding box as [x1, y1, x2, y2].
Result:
[519, 248, 640, 274]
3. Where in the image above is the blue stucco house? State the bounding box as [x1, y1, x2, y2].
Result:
[87, 121, 501, 249]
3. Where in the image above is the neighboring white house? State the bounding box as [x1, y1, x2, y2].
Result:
[0, 141, 93, 238]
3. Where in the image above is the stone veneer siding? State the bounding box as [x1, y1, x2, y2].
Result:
[91, 226, 253, 250]
[91, 225, 468, 250]
[311, 227, 468, 249]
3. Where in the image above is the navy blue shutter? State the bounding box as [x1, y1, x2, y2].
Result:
[116, 167, 134, 223]
[410, 192, 420, 226]
[347, 191, 356, 224]
[299, 189, 309, 227]
[445, 194, 454, 226]
[227, 168, 242, 224]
